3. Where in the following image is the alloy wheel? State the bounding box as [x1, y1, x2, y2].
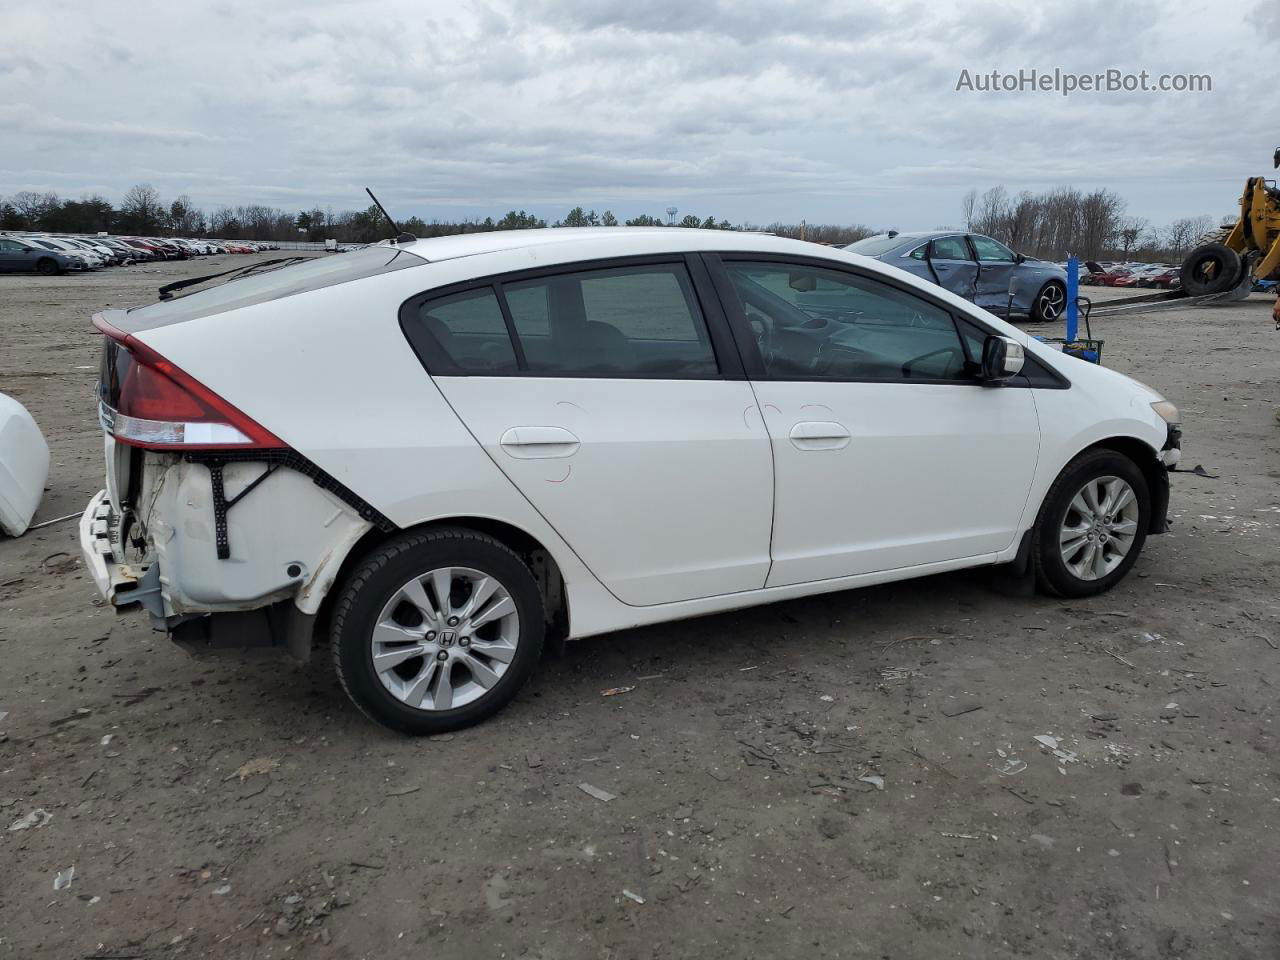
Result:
[370, 566, 520, 711]
[1038, 284, 1064, 320]
[1058, 475, 1140, 581]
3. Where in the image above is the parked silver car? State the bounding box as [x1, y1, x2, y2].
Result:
[0, 236, 85, 274]
[846, 231, 1068, 322]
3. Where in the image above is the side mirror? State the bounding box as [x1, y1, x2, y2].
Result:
[788, 271, 816, 292]
[1014, 253, 1026, 264]
[21, 246, 33, 252]
[981, 335, 1025, 383]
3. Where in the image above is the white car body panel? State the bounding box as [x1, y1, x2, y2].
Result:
[433, 376, 773, 605]
[150, 461, 372, 614]
[753, 380, 1040, 586]
[0, 393, 50, 537]
[83, 229, 1173, 643]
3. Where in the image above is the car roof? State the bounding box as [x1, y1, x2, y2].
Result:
[390, 227, 833, 264]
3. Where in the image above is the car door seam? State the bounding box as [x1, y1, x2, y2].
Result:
[741, 378, 777, 588]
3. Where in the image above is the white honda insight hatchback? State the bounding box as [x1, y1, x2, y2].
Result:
[81, 228, 1181, 733]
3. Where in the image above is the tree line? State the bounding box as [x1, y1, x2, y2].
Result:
[1, 182, 1228, 261]
[960, 185, 1226, 262]
[0, 187, 743, 244]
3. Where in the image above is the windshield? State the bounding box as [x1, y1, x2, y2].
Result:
[846, 235, 912, 257]
[116, 246, 427, 332]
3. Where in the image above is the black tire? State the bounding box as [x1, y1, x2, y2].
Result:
[1179, 242, 1243, 296]
[1032, 449, 1150, 598]
[1225, 254, 1256, 302]
[1030, 281, 1066, 322]
[331, 527, 544, 735]
[36, 258, 60, 276]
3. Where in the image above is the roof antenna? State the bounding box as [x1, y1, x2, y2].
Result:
[365, 187, 416, 244]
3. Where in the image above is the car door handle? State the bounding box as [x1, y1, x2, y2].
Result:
[789, 421, 850, 450]
[499, 426, 580, 459]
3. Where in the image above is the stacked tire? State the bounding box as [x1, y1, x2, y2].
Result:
[1179, 227, 1253, 300]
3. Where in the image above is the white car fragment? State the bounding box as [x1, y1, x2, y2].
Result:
[0, 393, 50, 537]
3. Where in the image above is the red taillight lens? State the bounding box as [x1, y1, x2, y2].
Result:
[93, 314, 284, 450]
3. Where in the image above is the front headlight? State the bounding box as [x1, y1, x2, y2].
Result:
[1151, 400, 1180, 424]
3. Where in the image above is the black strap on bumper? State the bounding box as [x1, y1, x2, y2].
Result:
[187, 450, 396, 560]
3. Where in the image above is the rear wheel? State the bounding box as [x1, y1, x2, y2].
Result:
[1031, 281, 1066, 322]
[331, 528, 544, 734]
[1180, 242, 1243, 296]
[36, 258, 60, 276]
[1033, 449, 1150, 597]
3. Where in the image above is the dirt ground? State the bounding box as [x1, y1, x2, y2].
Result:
[1, 254, 1278, 960]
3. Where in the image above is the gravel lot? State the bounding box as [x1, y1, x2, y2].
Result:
[1, 255, 1278, 959]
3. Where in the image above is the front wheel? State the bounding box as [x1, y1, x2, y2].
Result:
[36, 258, 60, 276]
[331, 528, 545, 734]
[1031, 282, 1066, 322]
[1033, 449, 1150, 597]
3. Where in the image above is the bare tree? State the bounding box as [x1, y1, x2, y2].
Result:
[167, 194, 205, 236]
[1005, 192, 1039, 249]
[1116, 217, 1148, 258]
[972, 186, 1008, 238]
[120, 184, 164, 233]
[9, 190, 58, 228]
[1163, 215, 1215, 257]
[960, 189, 977, 230]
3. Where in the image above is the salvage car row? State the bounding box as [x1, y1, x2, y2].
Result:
[0, 234, 278, 274]
[1079, 261, 1182, 289]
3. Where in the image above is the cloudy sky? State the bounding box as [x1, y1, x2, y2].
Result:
[2, 0, 1274, 229]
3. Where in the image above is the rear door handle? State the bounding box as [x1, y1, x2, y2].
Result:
[499, 426, 580, 459]
[789, 421, 850, 450]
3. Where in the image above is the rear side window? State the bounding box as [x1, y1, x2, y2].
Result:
[504, 265, 717, 376]
[931, 236, 973, 260]
[404, 262, 721, 378]
[970, 235, 1016, 262]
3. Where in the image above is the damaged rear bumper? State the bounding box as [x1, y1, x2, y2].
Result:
[79, 490, 155, 608]
[78, 455, 379, 658]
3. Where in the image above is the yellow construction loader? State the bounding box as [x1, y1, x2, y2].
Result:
[1179, 150, 1280, 299]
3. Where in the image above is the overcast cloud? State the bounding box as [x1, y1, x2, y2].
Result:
[1, 0, 1272, 227]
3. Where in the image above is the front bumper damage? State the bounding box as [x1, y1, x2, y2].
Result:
[79, 457, 378, 659]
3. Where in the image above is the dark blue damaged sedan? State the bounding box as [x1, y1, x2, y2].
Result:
[846, 231, 1069, 322]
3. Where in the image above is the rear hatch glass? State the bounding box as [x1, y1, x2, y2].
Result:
[112, 245, 427, 333]
[846, 235, 915, 257]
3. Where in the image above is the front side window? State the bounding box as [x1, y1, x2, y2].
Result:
[0, 239, 20, 252]
[724, 261, 971, 381]
[503, 264, 718, 376]
[970, 235, 1016, 262]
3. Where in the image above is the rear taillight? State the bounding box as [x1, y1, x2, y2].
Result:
[93, 314, 284, 450]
